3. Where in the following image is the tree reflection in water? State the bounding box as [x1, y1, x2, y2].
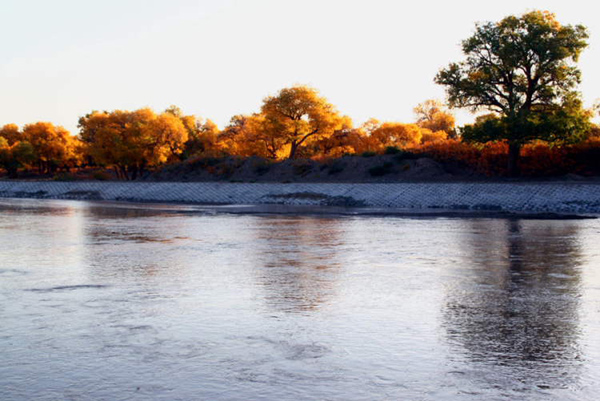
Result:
[251, 216, 344, 314]
[445, 219, 584, 389]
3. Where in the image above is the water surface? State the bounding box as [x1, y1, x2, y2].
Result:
[1, 199, 599, 400]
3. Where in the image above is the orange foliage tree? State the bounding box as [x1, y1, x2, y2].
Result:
[21, 122, 80, 174]
[0, 135, 36, 178]
[260, 85, 350, 159]
[414, 99, 456, 137]
[219, 114, 284, 159]
[164, 106, 220, 159]
[370, 122, 423, 151]
[78, 108, 188, 179]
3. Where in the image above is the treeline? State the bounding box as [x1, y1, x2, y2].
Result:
[2, 11, 600, 180]
[1, 84, 599, 179]
[0, 86, 463, 179]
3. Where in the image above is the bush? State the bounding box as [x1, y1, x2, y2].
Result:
[384, 146, 401, 155]
[328, 161, 345, 175]
[393, 150, 418, 163]
[251, 159, 271, 175]
[368, 162, 394, 177]
[53, 172, 78, 181]
[361, 151, 376, 157]
[92, 171, 111, 181]
[292, 159, 313, 176]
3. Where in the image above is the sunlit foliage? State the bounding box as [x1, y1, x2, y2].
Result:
[21, 122, 80, 174]
[0, 135, 35, 178]
[164, 105, 220, 159]
[78, 108, 188, 180]
[219, 114, 284, 159]
[414, 100, 456, 137]
[370, 122, 423, 151]
[0, 124, 22, 146]
[260, 85, 349, 159]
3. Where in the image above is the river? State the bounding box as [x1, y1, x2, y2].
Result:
[1, 199, 599, 400]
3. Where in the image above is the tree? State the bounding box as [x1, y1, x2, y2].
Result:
[78, 108, 188, 180]
[413, 99, 456, 137]
[261, 85, 349, 159]
[0, 139, 35, 178]
[164, 106, 219, 159]
[149, 112, 188, 161]
[370, 122, 423, 150]
[0, 124, 22, 146]
[22, 122, 78, 174]
[435, 10, 590, 175]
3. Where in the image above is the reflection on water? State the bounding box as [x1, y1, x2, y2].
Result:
[253, 217, 343, 313]
[0, 199, 599, 400]
[444, 219, 584, 390]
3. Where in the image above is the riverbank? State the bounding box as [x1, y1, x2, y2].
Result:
[1, 181, 599, 215]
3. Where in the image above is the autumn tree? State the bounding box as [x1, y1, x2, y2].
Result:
[420, 129, 448, 144]
[0, 124, 23, 145]
[0, 137, 35, 177]
[435, 10, 590, 175]
[261, 86, 349, 159]
[370, 122, 423, 150]
[311, 117, 361, 158]
[149, 112, 188, 161]
[414, 99, 456, 137]
[219, 114, 284, 159]
[78, 108, 188, 180]
[164, 105, 219, 158]
[21, 122, 79, 174]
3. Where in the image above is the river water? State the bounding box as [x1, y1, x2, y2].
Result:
[0, 199, 599, 400]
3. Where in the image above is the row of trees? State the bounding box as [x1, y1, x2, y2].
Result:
[0, 122, 80, 177]
[0, 10, 597, 178]
[0, 90, 458, 179]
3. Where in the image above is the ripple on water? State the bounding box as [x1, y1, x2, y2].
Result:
[25, 284, 110, 293]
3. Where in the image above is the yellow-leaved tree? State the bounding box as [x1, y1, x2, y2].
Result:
[413, 99, 456, 137]
[261, 86, 349, 159]
[219, 114, 284, 159]
[21, 122, 79, 174]
[370, 122, 423, 151]
[78, 108, 188, 180]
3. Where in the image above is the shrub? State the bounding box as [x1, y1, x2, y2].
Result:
[92, 171, 111, 181]
[361, 151, 376, 157]
[251, 159, 271, 175]
[384, 146, 401, 155]
[53, 172, 77, 181]
[292, 160, 313, 176]
[328, 161, 345, 175]
[368, 162, 394, 177]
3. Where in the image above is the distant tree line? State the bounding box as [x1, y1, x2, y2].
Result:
[0, 10, 598, 179]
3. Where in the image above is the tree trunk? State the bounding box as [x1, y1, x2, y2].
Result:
[508, 142, 521, 177]
[288, 142, 299, 159]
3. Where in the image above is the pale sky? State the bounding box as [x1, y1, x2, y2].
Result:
[1, 0, 599, 134]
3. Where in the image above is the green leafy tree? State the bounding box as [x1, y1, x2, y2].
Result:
[435, 10, 590, 175]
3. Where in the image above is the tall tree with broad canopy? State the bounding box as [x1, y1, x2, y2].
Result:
[435, 10, 590, 175]
[261, 85, 349, 159]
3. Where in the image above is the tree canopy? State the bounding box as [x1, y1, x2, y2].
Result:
[435, 10, 590, 174]
[78, 108, 188, 180]
[261, 86, 349, 159]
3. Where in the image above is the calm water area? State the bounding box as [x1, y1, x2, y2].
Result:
[1, 198, 599, 400]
